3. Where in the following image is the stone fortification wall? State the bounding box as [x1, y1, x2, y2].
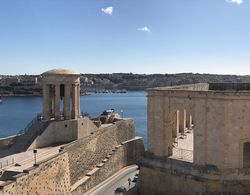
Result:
[71, 137, 144, 194]
[0, 119, 143, 194]
[76, 117, 98, 139]
[0, 152, 71, 195]
[28, 117, 98, 150]
[65, 119, 135, 185]
[138, 154, 250, 195]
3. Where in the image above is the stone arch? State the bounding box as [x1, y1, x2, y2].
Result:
[165, 99, 195, 161]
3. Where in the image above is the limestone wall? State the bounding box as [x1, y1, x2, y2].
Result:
[76, 117, 98, 139]
[148, 88, 250, 169]
[28, 119, 78, 150]
[65, 119, 135, 185]
[28, 117, 98, 150]
[139, 154, 250, 195]
[71, 137, 144, 194]
[153, 83, 209, 91]
[0, 152, 71, 195]
[0, 119, 144, 194]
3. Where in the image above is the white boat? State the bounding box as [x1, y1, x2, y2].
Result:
[0, 96, 2, 103]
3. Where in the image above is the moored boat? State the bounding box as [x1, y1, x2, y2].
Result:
[0, 96, 3, 103]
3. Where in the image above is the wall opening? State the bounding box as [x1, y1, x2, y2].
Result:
[169, 108, 194, 163]
[60, 84, 65, 114]
[243, 142, 250, 168]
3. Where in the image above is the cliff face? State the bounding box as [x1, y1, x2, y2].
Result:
[1, 73, 250, 94]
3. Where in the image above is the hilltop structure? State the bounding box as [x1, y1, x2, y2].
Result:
[0, 69, 144, 194]
[139, 83, 250, 194]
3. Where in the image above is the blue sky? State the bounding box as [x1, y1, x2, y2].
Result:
[0, 0, 250, 75]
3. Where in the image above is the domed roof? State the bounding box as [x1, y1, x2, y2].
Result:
[42, 69, 80, 75]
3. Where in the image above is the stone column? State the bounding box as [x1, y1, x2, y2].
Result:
[71, 84, 77, 119]
[64, 84, 71, 120]
[43, 84, 51, 120]
[184, 109, 187, 131]
[54, 84, 61, 120]
[77, 84, 80, 117]
[190, 115, 193, 129]
[179, 109, 186, 134]
[186, 111, 191, 129]
[172, 110, 179, 138]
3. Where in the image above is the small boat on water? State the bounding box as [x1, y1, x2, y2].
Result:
[0, 96, 3, 104]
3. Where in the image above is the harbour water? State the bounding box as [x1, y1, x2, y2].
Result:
[0, 91, 147, 145]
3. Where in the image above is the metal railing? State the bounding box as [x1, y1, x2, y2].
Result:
[0, 158, 14, 169]
[18, 113, 42, 135]
[172, 148, 193, 162]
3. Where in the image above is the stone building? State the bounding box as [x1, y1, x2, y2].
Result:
[139, 83, 250, 195]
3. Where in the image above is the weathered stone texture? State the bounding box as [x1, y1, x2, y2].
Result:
[139, 154, 250, 195]
[65, 119, 135, 185]
[142, 83, 250, 194]
[148, 84, 250, 169]
[28, 117, 98, 150]
[72, 137, 144, 194]
[0, 119, 144, 194]
[1, 152, 71, 195]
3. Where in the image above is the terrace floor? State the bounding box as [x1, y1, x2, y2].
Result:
[170, 128, 193, 163]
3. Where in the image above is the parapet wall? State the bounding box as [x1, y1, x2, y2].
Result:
[0, 152, 71, 195]
[153, 83, 209, 91]
[28, 117, 98, 150]
[138, 154, 250, 195]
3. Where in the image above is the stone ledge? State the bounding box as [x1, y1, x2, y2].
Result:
[86, 167, 100, 176]
[71, 137, 144, 194]
[70, 176, 90, 192]
[102, 159, 108, 163]
[96, 163, 105, 168]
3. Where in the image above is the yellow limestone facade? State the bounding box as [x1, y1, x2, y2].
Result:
[139, 83, 250, 195]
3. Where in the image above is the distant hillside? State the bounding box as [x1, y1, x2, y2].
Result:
[80, 73, 250, 91]
[1, 73, 250, 95]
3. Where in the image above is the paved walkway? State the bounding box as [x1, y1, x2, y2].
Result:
[170, 129, 194, 162]
[0, 145, 63, 172]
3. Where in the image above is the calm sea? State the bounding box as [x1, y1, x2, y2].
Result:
[0, 91, 147, 145]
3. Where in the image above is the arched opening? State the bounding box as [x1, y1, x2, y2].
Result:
[243, 142, 250, 168]
[168, 108, 194, 162]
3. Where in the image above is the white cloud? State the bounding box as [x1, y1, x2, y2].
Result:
[137, 26, 151, 33]
[226, 0, 244, 4]
[101, 6, 113, 15]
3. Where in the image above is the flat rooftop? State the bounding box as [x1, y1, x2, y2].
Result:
[149, 83, 250, 92]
